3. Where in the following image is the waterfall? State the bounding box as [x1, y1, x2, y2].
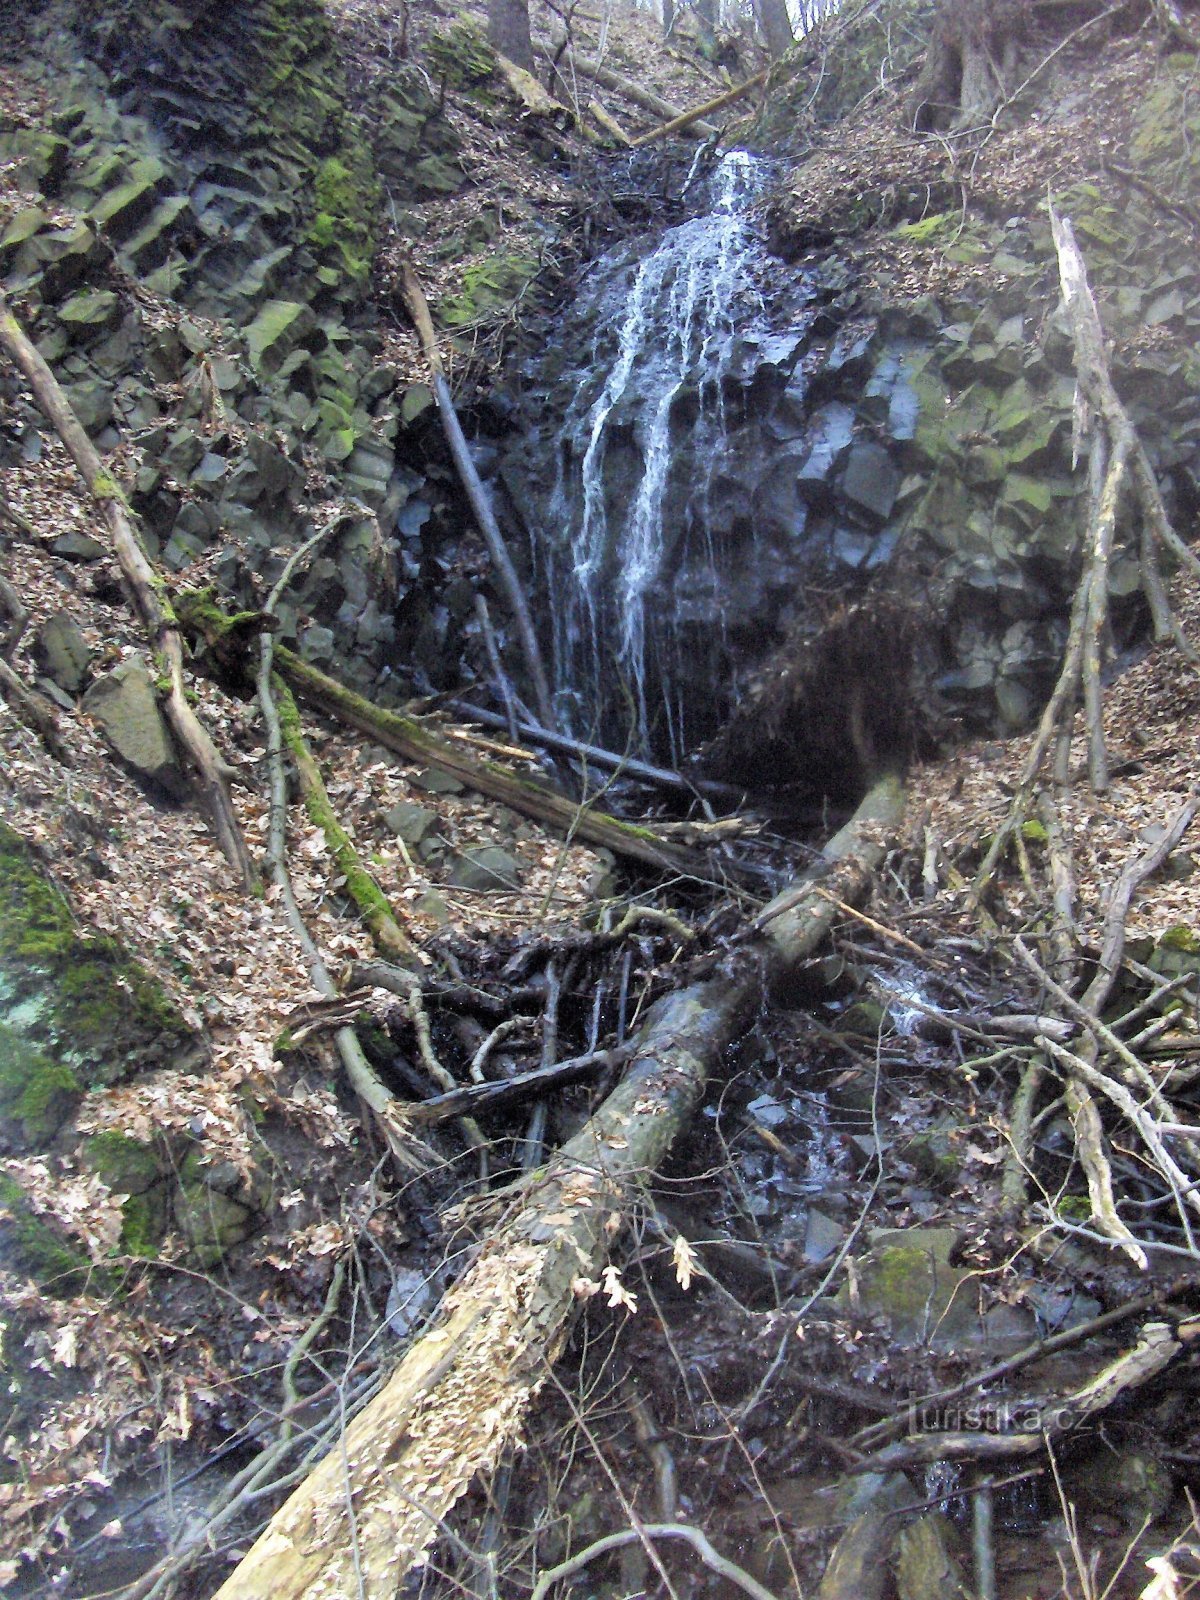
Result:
[548, 150, 775, 761]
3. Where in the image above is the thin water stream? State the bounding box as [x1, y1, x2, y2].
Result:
[542, 150, 785, 760]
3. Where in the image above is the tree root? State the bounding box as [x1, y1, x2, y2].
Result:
[209, 775, 904, 1600]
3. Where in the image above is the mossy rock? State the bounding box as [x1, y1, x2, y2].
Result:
[426, 20, 497, 90]
[0, 1023, 80, 1147]
[0, 1172, 93, 1294]
[83, 1131, 170, 1256]
[172, 1180, 254, 1267]
[0, 820, 191, 1087]
[439, 253, 540, 329]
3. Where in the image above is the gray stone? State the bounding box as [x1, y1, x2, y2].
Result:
[32, 612, 92, 695]
[50, 530, 106, 562]
[835, 1226, 980, 1346]
[841, 442, 901, 523]
[298, 624, 334, 663]
[411, 768, 465, 795]
[446, 846, 523, 891]
[383, 802, 438, 845]
[803, 1209, 844, 1264]
[35, 676, 76, 712]
[416, 889, 450, 926]
[82, 656, 186, 799]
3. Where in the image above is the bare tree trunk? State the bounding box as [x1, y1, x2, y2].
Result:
[753, 0, 794, 58]
[910, 0, 1023, 131]
[488, 0, 533, 72]
[399, 263, 555, 733]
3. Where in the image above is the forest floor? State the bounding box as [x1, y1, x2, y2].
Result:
[2, 3, 1200, 1600]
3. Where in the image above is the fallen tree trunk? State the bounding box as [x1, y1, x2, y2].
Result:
[630, 69, 767, 147]
[0, 291, 256, 888]
[398, 263, 556, 732]
[545, 38, 719, 136]
[211, 774, 904, 1600]
[399, 1044, 628, 1125]
[274, 647, 714, 879]
[448, 697, 747, 803]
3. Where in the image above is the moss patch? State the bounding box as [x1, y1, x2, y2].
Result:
[0, 1024, 80, 1147]
[0, 819, 190, 1086]
[0, 1173, 92, 1294]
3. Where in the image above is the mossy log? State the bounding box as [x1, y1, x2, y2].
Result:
[275, 679, 419, 967]
[0, 293, 255, 887]
[211, 775, 904, 1600]
[274, 647, 712, 879]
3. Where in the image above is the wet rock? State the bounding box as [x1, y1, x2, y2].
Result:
[82, 655, 187, 799]
[894, 1513, 969, 1600]
[446, 846, 523, 891]
[837, 1226, 980, 1346]
[817, 1473, 917, 1600]
[32, 611, 92, 695]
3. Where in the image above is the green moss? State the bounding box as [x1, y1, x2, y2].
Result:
[439, 253, 540, 329]
[115, 1191, 162, 1258]
[0, 1024, 80, 1145]
[307, 150, 377, 283]
[0, 820, 188, 1084]
[426, 20, 496, 89]
[276, 681, 404, 943]
[0, 1173, 93, 1294]
[83, 1130, 161, 1194]
[894, 211, 959, 246]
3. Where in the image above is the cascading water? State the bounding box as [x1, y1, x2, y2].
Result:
[502, 146, 918, 779]
[545, 150, 781, 761]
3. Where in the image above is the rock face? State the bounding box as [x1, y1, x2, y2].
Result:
[500, 155, 926, 770]
[82, 655, 186, 798]
[500, 44, 1200, 792]
[0, 0, 466, 697]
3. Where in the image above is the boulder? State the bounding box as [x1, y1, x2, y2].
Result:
[82, 656, 187, 799]
[446, 846, 523, 891]
[32, 611, 92, 695]
[383, 801, 438, 846]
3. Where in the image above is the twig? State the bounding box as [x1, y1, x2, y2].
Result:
[529, 1523, 781, 1600]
